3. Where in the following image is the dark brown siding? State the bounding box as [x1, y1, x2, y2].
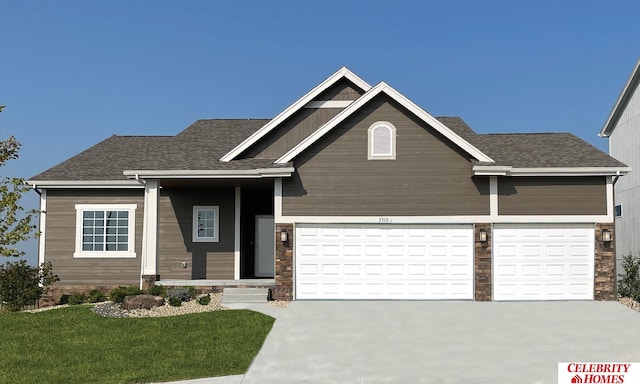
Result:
[282, 95, 490, 216]
[158, 188, 235, 280]
[498, 177, 607, 215]
[245, 80, 364, 159]
[44, 189, 144, 286]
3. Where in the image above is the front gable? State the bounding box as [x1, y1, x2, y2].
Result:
[220, 67, 371, 162]
[276, 81, 494, 165]
[281, 92, 491, 216]
[242, 78, 367, 159]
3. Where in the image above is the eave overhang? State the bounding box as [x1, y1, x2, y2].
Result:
[472, 165, 631, 177]
[122, 168, 295, 179]
[26, 180, 144, 189]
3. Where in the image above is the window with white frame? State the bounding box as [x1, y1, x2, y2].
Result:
[193, 206, 219, 242]
[615, 204, 622, 218]
[74, 204, 137, 258]
[368, 121, 396, 160]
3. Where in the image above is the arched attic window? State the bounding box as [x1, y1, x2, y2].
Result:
[368, 121, 396, 160]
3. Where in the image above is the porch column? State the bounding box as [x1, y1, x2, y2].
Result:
[141, 180, 159, 288]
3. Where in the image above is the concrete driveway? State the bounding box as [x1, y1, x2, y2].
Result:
[241, 301, 640, 384]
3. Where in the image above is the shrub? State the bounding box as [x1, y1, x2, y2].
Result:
[87, 289, 106, 303]
[148, 284, 166, 297]
[68, 293, 86, 305]
[186, 286, 197, 299]
[0, 260, 59, 312]
[167, 287, 191, 303]
[619, 253, 640, 302]
[198, 294, 211, 305]
[109, 285, 143, 303]
[168, 297, 182, 307]
[58, 294, 70, 305]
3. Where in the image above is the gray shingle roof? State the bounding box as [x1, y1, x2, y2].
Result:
[30, 116, 626, 182]
[30, 119, 281, 181]
[439, 117, 627, 168]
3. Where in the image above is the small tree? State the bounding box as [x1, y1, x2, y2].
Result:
[618, 253, 640, 302]
[1, 106, 38, 257]
[0, 260, 59, 311]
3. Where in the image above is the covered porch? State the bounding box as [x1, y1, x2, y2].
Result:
[134, 169, 292, 288]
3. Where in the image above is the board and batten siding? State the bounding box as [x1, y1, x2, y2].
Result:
[44, 189, 144, 286]
[497, 177, 607, 215]
[609, 79, 640, 267]
[158, 188, 235, 280]
[282, 95, 490, 216]
[245, 79, 364, 159]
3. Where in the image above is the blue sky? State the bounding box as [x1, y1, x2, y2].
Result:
[1, 1, 639, 265]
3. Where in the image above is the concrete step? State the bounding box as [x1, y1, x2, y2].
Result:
[221, 287, 269, 304]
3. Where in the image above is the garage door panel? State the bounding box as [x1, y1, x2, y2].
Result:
[494, 224, 594, 301]
[296, 224, 473, 300]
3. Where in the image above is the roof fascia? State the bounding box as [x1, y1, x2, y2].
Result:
[219, 67, 371, 162]
[599, 57, 640, 137]
[276, 82, 495, 164]
[122, 168, 295, 179]
[472, 165, 631, 177]
[26, 180, 144, 189]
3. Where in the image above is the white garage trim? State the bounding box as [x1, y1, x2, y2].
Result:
[295, 224, 474, 300]
[493, 224, 595, 301]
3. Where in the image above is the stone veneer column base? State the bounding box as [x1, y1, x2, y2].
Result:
[594, 223, 616, 300]
[273, 223, 294, 301]
[474, 223, 492, 301]
[141, 275, 160, 292]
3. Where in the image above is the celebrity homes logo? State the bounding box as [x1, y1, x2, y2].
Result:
[558, 363, 640, 383]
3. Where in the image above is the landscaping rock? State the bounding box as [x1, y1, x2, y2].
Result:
[122, 295, 164, 310]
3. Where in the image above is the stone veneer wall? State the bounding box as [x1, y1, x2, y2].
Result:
[594, 223, 616, 300]
[474, 223, 492, 301]
[272, 223, 294, 301]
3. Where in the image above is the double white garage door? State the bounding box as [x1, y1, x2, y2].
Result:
[295, 223, 594, 301]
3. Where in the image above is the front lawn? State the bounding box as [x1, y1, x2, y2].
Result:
[0, 306, 275, 384]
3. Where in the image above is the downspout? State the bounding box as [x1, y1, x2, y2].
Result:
[612, 170, 621, 185]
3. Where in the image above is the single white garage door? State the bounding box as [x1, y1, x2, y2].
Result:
[295, 224, 474, 300]
[493, 224, 594, 301]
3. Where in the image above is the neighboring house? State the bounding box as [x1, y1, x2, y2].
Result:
[28, 67, 629, 302]
[599, 57, 640, 274]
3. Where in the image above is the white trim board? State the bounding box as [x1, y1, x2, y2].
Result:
[303, 100, 355, 108]
[277, 215, 612, 224]
[27, 180, 144, 189]
[473, 166, 631, 176]
[220, 67, 371, 162]
[276, 81, 494, 164]
[123, 168, 294, 179]
[38, 190, 46, 267]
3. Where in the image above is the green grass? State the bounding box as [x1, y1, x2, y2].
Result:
[0, 306, 275, 384]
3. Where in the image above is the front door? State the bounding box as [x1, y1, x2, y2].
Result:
[254, 215, 275, 277]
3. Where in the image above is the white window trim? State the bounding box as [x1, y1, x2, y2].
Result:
[615, 204, 622, 218]
[192, 206, 220, 243]
[368, 121, 396, 160]
[74, 204, 137, 258]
